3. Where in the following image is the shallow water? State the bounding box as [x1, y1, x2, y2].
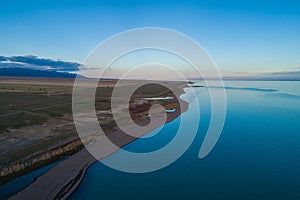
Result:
[142, 96, 174, 100]
[0, 161, 60, 200]
[2, 81, 299, 199]
[70, 81, 300, 200]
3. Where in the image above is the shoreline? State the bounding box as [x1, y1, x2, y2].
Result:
[8, 88, 189, 200]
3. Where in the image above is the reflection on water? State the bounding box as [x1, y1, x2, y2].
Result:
[3, 81, 299, 200]
[70, 81, 300, 200]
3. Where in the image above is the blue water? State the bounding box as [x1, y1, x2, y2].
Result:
[0, 161, 60, 200]
[3, 81, 299, 199]
[69, 81, 300, 200]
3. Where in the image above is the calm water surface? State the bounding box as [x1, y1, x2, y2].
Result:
[2, 81, 299, 200]
[70, 81, 300, 200]
[0, 161, 60, 200]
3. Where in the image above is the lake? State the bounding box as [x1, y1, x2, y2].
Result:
[1, 81, 299, 200]
[70, 81, 300, 200]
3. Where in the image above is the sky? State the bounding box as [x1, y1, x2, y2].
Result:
[1, 0, 300, 76]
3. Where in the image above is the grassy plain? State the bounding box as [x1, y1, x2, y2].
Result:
[0, 76, 185, 184]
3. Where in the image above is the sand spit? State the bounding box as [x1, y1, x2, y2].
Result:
[9, 97, 188, 200]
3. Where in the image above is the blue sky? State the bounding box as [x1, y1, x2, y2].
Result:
[1, 0, 300, 75]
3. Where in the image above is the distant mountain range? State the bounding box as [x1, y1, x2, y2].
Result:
[1, 55, 299, 80]
[0, 67, 77, 78]
[221, 71, 300, 81]
[0, 55, 81, 78]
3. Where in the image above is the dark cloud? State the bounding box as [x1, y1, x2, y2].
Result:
[0, 55, 80, 72]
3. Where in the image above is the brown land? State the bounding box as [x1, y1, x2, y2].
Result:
[0, 77, 188, 199]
